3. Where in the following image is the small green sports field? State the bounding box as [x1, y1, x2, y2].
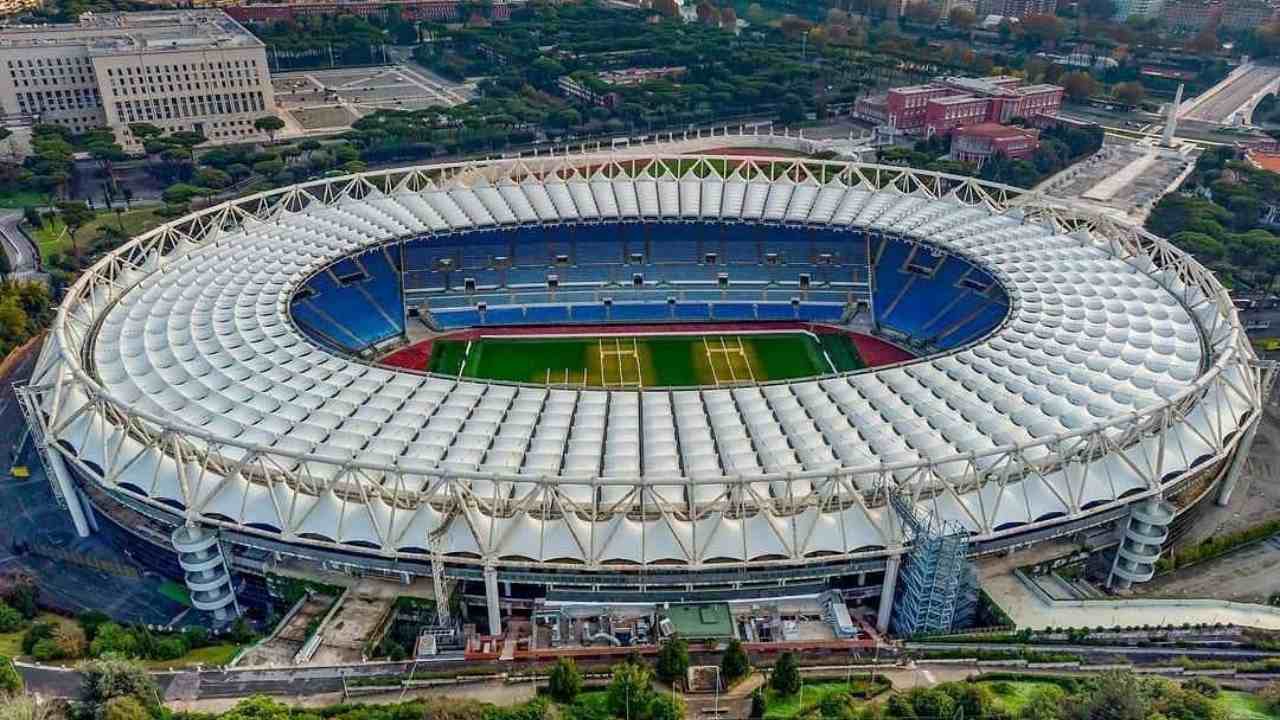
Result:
[427, 332, 864, 388]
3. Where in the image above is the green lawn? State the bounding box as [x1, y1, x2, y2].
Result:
[978, 680, 1069, 714]
[0, 612, 79, 658]
[30, 207, 165, 263]
[1217, 692, 1280, 720]
[562, 690, 611, 720]
[432, 331, 845, 388]
[140, 642, 243, 670]
[158, 580, 192, 607]
[0, 190, 47, 209]
[763, 680, 887, 719]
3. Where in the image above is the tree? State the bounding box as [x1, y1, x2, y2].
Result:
[948, 6, 976, 29]
[53, 624, 87, 660]
[1259, 681, 1280, 712]
[1067, 671, 1145, 720]
[79, 656, 158, 710]
[254, 116, 286, 144]
[547, 658, 582, 703]
[606, 662, 654, 720]
[0, 658, 20, 697]
[0, 696, 59, 720]
[194, 167, 232, 190]
[770, 652, 800, 696]
[55, 201, 94, 258]
[1061, 71, 1098, 101]
[0, 606, 20, 634]
[655, 637, 689, 685]
[648, 694, 684, 720]
[1020, 686, 1065, 720]
[1021, 13, 1066, 47]
[102, 697, 148, 720]
[1112, 81, 1146, 106]
[89, 623, 140, 658]
[721, 639, 750, 685]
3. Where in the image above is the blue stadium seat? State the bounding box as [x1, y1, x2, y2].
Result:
[610, 303, 669, 322]
[484, 307, 526, 325]
[797, 304, 845, 322]
[434, 308, 483, 328]
[526, 305, 570, 323]
[756, 303, 797, 321]
[711, 303, 756, 321]
[673, 303, 711, 321]
[936, 302, 1008, 349]
[570, 304, 608, 322]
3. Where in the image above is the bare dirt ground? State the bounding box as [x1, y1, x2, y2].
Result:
[290, 105, 359, 131]
[236, 595, 333, 667]
[1137, 409, 1280, 603]
[310, 582, 396, 665]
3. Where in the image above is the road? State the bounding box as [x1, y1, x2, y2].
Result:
[902, 642, 1280, 659]
[0, 211, 42, 281]
[1182, 63, 1280, 125]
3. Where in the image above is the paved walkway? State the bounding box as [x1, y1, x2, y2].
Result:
[983, 572, 1280, 630]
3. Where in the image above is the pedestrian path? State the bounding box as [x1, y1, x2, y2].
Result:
[983, 571, 1280, 630]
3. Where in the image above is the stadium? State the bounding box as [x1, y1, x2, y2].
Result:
[16, 153, 1266, 637]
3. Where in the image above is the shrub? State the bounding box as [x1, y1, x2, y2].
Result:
[21, 622, 55, 655]
[77, 612, 110, 642]
[720, 639, 750, 685]
[749, 688, 766, 719]
[770, 652, 800, 696]
[0, 656, 21, 696]
[655, 637, 689, 685]
[1182, 677, 1220, 698]
[53, 624, 87, 660]
[102, 696, 149, 720]
[547, 658, 582, 703]
[0, 605, 22, 634]
[89, 624, 139, 658]
[30, 639, 63, 662]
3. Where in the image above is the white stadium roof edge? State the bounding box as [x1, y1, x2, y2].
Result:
[22, 154, 1264, 572]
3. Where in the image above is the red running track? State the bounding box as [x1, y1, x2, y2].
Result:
[379, 321, 916, 374]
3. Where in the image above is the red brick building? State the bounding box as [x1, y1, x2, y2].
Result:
[951, 123, 1041, 165]
[854, 76, 1064, 136]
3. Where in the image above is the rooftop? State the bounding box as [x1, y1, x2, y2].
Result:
[0, 10, 263, 54]
[931, 95, 990, 105]
[954, 122, 1038, 139]
[664, 603, 735, 640]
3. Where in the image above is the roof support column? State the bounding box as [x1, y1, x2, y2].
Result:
[1217, 419, 1259, 507]
[484, 564, 502, 637]
[875, 554, 901, 635]
[48, 450, 90, 538]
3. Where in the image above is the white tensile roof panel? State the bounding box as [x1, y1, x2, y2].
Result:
[52, 162, 1251, 571]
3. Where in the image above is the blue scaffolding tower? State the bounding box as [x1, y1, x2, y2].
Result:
[888, 491, 977, 636]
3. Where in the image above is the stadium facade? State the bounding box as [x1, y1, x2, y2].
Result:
[16, 154, 1268, 634]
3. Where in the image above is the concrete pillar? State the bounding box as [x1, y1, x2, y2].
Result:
[47, 451, 90, 538]
[875, 555, 901, 635]
[483, 565, 502, 637]
[77, 488, 100, 533]
[1217, 420, 1259, 506]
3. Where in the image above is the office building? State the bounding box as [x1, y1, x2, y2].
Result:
[0, 10, 277, 149]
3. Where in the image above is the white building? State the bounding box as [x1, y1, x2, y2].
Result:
[1112, 0, 1163, 20]
[0, 10, 277, 150]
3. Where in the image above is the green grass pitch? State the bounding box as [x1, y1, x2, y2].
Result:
[427, 332, 865, 388]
